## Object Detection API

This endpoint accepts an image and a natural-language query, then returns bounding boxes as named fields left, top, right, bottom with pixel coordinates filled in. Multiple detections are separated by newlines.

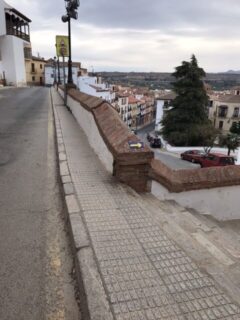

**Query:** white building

left=155, top=92, right=176, bottom=131
left=0, top=0, right=31, bottom=86
left=77, top=75, right=115, bottom=102
left=44, top=61, right=80, bottom=86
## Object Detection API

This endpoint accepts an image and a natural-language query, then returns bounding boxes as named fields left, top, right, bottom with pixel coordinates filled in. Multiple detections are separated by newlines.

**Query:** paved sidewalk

left=52, top=90, right=240, bottom=320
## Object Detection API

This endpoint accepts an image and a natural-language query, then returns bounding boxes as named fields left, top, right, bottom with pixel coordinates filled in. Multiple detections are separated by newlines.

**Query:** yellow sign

left=56, top=35, right=69, bottom=57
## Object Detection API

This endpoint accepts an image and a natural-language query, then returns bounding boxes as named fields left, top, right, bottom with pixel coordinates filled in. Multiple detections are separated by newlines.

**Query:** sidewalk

left=51, top=88, right=240, bottom=320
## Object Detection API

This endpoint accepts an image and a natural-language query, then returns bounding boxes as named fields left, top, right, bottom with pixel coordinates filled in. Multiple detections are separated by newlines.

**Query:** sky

left=6, top=0, right=240, bottom=73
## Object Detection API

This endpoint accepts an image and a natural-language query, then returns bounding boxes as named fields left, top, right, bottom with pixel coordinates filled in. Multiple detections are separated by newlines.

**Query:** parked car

left=150, top=137, right=162, bottom=148
left=198, top=153, right=235, bottom=168
left=181, top=150, right=206, bottom=163
left=146, top=132, right=162, bottom=148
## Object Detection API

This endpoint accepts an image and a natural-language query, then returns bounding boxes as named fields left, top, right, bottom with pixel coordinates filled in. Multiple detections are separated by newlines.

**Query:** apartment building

left=113, top=89, right=156, bottom=130
left=0, top=0, right=31, bottom=86
left=209, top=93, right=240, bottom=133
left=25, top=56, right=46, bottom=86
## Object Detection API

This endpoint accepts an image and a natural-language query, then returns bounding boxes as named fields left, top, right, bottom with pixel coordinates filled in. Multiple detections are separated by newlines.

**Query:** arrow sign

left=128, top=141, right=144, bottom=149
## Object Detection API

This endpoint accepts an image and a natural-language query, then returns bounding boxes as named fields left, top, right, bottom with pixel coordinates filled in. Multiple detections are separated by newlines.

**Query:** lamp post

left=53, top=56, right=57, bottom=85
left=62, top=0, right=79, bottom=86
left=57, top=57, right=61, bottom=85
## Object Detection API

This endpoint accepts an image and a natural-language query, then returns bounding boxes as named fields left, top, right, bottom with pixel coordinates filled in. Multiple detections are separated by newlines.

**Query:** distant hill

left=98, top=71, right=240, bottom=91
left=224, top=70, right=240, bottom=74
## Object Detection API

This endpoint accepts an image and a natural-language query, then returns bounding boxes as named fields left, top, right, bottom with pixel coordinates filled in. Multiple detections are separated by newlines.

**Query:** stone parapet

left=150, top=158, right=240, bottom=192
left=61, top=87, right=154, bottom=192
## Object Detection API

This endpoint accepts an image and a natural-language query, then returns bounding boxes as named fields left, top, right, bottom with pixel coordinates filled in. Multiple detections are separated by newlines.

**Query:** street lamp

left=61, top=0, right=79, bottom=86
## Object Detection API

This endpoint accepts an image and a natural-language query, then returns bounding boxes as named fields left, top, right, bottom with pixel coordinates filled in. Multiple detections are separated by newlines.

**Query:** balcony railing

left=6, top=27, right=30, bottom=42
left=218, top=111, right=228, bottom=118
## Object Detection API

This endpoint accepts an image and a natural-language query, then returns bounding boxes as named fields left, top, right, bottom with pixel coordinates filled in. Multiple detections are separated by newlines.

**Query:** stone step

left=139, top=193, right=240, bottom=305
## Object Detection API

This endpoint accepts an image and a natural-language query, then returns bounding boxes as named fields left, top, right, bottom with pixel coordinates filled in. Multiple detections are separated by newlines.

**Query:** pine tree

left=161, top=55, right=213, bottom=146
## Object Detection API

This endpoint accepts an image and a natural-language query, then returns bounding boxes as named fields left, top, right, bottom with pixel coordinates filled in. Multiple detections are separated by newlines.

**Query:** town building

left=155, top=91, right=176, bottom=131
left=25, top=55, right=46, bottom=86
left=113, top=93, right=129, bottom=124
left=44, top=60, right=81, bottom=86
left=113, top=89, right=156, bottom=130
left=0, top=0, right=31, bottom=86
left=77, top=75, right=115, bottom=102
left=208, top=93, right=240, bottom=133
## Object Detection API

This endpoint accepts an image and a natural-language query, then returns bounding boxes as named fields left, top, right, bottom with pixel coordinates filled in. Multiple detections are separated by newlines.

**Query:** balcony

left=5, top=10, right=31, bottom=43
left=218, top=112, right=228, bottom=118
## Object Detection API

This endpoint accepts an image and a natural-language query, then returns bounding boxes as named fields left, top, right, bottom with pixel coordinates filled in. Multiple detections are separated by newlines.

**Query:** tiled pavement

left=54, top=99, right=240, bottom=319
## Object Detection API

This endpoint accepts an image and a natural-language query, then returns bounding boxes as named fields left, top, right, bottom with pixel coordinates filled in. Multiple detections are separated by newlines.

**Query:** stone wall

left=60, top=87, right=154, bottom=192
left=150, top=160, right=240, bottom=220
left=58, top=87, right=240, bottom=218
left=150, top=159, right=240, bottom=193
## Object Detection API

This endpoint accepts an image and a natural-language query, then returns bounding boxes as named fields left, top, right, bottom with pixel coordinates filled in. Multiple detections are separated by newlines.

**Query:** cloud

left=5, top=0, right=240, bottom=72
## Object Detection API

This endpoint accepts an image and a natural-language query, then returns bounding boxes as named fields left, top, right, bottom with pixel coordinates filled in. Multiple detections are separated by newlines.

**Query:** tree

left=219, top=133, right=240, bottom=156
left=230, top=121, right=240, bottom=135
left=161, top=55, right=214, bottom=146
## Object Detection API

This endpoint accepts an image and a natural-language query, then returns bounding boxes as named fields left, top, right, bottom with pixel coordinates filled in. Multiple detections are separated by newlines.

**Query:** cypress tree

left=161, top=55, right=212, bottom=146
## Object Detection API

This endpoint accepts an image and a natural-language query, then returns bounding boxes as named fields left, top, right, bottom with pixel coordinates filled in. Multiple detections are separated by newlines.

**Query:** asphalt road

left=137, top=125, right=200, bottom=170
left=0, top=88, right=81, bottom=320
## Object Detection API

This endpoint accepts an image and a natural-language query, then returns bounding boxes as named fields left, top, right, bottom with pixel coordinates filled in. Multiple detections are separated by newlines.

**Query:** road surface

left=137, top=126, right=200, bottom=170
left=0, top=87, right=81, bottom=320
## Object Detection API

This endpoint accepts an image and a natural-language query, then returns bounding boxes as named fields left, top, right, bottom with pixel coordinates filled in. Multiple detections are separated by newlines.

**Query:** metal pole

left=53, top=59, right=57, bottom=85
left=57, top=58, right=61, bottom=84
left=63, top=56, right=67, bottom=106
left=67, top=17, right=73, bottom=84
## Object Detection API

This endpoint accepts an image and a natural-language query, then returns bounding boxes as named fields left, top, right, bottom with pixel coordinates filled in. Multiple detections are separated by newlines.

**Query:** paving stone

left=55, top=100, right=240, bottom=320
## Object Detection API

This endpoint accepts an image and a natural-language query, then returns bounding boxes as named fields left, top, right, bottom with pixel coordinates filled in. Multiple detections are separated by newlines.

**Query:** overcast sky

left=6, top=0, right=240, bottom=72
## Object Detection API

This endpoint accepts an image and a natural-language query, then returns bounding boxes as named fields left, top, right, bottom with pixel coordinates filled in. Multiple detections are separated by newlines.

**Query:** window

left=207, top=155, right=216, bottom=161
left=31, top=63, right=35, bottom=73
left=24, top=47, right=32, bottom=59
left=219, top=120, right=224, bottom=129
left=220, top=157, right=234, bottom=165
left=40, top=64, right=42, bottom=69
left=32, top=76, right=35, bottom=81
left=218, top=105, right=228, bottom=117
left=233, top=107, right=239, bottom=118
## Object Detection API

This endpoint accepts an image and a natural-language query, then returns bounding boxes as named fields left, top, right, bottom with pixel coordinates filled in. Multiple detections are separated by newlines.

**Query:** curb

left=50, top=88, right=114, bottom=320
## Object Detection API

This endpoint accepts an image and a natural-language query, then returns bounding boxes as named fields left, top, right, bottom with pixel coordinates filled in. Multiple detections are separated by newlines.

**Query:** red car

left=198, top=153, right=235, bottom=168
left=180, top=150, right=206, bottom=163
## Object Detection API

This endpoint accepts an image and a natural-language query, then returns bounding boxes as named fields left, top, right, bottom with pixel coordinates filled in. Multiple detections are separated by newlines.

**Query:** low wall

left=58, top=87, right=154, bottom=192
left=150, top=159, right=240, bottom=220
left=151, top=181, right=240, bottom=220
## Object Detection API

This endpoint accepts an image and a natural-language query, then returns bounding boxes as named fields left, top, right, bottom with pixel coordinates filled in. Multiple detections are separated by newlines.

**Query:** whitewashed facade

left=0, top=0, right=31, bottom=86
left=155, top=92, right=176, bottom=131
left=77, top=76, right=115, bottom=102
left=44, top=62, right=80, bottom=86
